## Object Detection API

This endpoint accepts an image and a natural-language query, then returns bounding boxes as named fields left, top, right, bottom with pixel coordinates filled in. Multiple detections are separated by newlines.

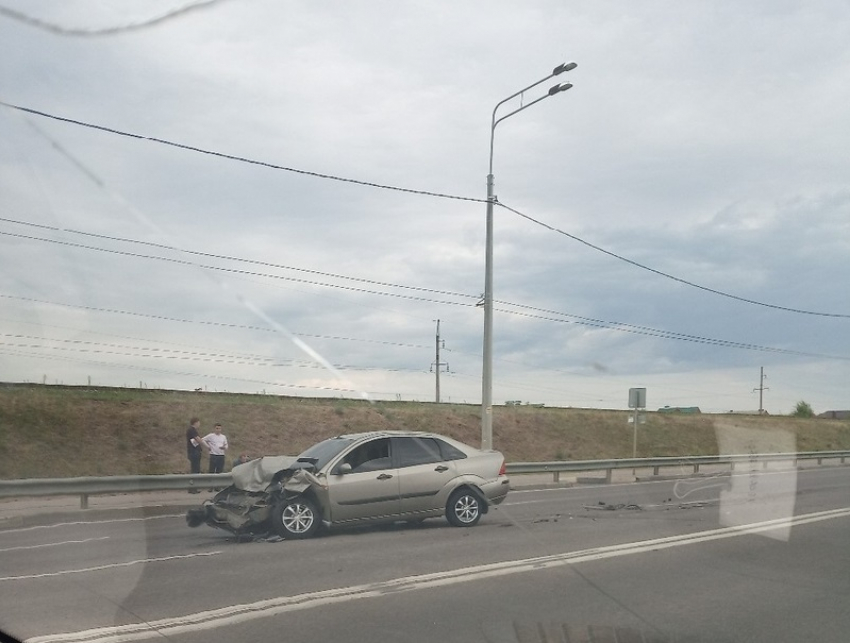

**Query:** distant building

left=817, top=410, right=850, bottom=420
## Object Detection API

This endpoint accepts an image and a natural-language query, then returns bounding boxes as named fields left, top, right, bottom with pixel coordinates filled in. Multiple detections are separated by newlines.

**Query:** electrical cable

left=4, top=101, right=845, bottom=318
left=0, top=296, right=435, bottom=353
left=0, top=348, right=364, bottom=395
left=0, top=0, right=228, bottom=37
left=12, top=218, right=835, bottom=360
left=3, top=287, right=846, bottom=361
left=5, top=219, right=847, bottom=357
left=0, top=216, right=475, bottom=301
left=497, top=200, right=850, bottom=319
left=0, top=334, right=428, bottom=373
left=0, top=229, right=476, bottom=309
left=493, top=300, right=840, bottom=356
left=492, top=304, right=849, bottom=361
left=0, top=102, right=484, bottom=203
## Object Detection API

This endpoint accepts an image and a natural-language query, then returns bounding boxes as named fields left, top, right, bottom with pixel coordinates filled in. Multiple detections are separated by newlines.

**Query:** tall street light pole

left=481, top=62, right=577, bottom=451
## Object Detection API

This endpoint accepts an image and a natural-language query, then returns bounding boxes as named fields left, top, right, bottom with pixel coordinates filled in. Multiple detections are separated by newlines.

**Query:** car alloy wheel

left=447, top=489, right=481, bottom=527
left=273, top=497, right=321, bottom=539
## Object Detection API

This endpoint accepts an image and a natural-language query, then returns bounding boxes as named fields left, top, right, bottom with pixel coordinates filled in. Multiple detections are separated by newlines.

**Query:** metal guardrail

left=505, top=450, right=850, bottom=483
left=0, top=451, right=847, bottom=509
left=0, top=473, right=232, bottom=509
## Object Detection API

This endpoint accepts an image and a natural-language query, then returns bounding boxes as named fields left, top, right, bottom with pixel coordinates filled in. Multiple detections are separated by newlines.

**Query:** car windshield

left=296, top=437, right=358, bottom=471
left=2, top=3, right=849, bottom=643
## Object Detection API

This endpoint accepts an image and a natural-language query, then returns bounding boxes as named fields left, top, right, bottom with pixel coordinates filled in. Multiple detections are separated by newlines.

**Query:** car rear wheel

left=272, top=497, right=321, bottom=539
left=446, top=488, right=481, bottom=527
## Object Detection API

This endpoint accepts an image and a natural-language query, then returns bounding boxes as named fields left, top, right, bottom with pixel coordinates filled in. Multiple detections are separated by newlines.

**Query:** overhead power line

left=0, top=216, right=474, bottom=302
left=0, top=333, right=428, bottom=374
left=493, top=303, right=849, bottom=361
left=0, top=229, right=477, bottom=309
left=0, top=348, right=364, bottom=396
left=497, top=201, right=850, bottom=319
left=1, top=313, right=431, bottom=355
left=0, top=0, right=228, bottom=37
left=0, top=102, right=483, bottom=203
left=4, top=283, right=847, bottom=361
left=3, top=102, right=847, bottom=318
left=3, top=219, right=847, bottom=360
left=0, top=294, right=432, bottom=349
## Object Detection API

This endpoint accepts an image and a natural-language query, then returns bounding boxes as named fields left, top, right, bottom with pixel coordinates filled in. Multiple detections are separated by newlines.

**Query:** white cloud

left=1, top=0, right=849, bottom=415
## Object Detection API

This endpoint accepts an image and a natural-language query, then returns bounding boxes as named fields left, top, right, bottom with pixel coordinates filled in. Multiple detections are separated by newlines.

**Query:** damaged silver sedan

left=186, top=430, right=510, bottom=539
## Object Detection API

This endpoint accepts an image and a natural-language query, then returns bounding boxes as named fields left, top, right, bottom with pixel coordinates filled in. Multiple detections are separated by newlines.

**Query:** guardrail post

left=553, top=471, right=560, bottom=483
left=605, top=468, right=613, bottom=484
left=80, top=494, right=88, bottom=510
left=694, top=463, right=700, bottom=473
left=653, top=465, right=660, bottom=475
left=817, top=457, right=823, bottom=465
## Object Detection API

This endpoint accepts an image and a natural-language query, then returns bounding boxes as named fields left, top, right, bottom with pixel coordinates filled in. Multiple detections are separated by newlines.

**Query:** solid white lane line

left=0, top=514, right=184, bottom=535
left=508, top=464, right=846, bottom=497
left=0, top=536, right=110, bottom=553
left=0, top=551, right=221, bottom=582
left=26, top=506, right=850, bottom=643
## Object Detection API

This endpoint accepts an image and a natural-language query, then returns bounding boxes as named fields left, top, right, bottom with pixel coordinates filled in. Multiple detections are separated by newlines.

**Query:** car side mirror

left=336, top=462, right=353, bottom=475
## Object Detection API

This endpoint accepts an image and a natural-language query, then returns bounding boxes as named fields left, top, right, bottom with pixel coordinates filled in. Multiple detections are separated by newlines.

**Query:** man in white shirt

left=202, top=423, right=229, bottom=475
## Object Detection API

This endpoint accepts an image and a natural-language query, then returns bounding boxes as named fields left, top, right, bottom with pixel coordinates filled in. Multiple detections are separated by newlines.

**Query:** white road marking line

left=0, top=536, right=110, bottom=553
left=0, top=513, right=183, bottom=534
left=506, top=466, right=837, bottom=503
left=26, top=506, right=850, bottom=643
left=0, top=551, right=220, bottom=582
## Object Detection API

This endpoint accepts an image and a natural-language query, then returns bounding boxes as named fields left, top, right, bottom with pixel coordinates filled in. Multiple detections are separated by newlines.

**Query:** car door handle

left=377, top=473, right=393, bottom=480
left=434, top=465, right=449, bottom=472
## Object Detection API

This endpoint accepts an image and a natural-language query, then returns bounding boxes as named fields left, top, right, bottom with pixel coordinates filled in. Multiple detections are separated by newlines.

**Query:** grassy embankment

left=1, top=384, right=848, bottom=479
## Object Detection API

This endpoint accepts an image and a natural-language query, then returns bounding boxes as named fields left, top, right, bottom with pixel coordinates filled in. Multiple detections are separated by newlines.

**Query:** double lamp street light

left=481, top=61, right=577, bottom=451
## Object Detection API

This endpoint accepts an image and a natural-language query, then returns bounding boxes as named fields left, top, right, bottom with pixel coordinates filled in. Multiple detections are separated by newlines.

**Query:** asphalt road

left=1, top=466, right=849, bottom=643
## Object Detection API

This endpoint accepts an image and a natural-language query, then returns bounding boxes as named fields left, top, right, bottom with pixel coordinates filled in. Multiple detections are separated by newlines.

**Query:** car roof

left=332, top=430, right=449, bottom=441
left=318, top=430, right=486, bottom=456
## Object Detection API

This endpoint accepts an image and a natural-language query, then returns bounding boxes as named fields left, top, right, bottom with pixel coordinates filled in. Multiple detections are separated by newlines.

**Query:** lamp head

left=548, top=82, right=573, bottom=95
left=553, top=62, right=578, bottom=75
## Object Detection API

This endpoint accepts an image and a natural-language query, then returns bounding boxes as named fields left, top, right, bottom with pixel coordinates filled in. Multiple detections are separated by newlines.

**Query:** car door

left=393, top=436, right=457, bottom=517
left=324, top=437, right=400, bottom=524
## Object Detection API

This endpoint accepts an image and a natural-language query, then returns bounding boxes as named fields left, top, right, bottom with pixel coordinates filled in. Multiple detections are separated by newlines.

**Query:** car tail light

left=498, top=459, right=507, bottom=476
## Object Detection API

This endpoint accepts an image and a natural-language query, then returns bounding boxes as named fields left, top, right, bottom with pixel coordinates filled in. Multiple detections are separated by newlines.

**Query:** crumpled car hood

left=231, top=455, right=297, bottom=492
left=281, top=468, right=324, bottom=495
left=187, top=457, right=326, bottom=536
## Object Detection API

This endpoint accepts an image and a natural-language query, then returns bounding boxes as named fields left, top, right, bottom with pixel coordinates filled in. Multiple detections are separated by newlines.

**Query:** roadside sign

left=628, top=387, right=646, bottom=409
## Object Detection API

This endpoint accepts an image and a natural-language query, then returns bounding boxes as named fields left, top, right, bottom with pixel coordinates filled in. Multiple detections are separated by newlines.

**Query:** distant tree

left=792, top=400, right=814, bottom=418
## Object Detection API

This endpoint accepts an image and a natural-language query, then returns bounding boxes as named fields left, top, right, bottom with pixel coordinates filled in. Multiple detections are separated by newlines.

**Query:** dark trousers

left=209, top=454, right=225, bottom=474
left=188, top=451, right=201, bottom=474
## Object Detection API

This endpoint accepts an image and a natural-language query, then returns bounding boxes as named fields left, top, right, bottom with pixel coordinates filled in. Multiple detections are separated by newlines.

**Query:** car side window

left=434, top=438, right=467, bottom=461
left=343, top=438, right=392, bottom=473
left=393, top=437, right=443, bottom=468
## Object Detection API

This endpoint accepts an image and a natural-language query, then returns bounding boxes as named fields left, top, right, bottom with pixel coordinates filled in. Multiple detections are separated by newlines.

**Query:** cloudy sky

left=1, top=0, right=849, bottom=415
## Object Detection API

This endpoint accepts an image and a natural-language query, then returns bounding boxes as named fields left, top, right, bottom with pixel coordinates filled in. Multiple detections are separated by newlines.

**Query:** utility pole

left=431, top=320, right=449, bottom=403
left=753, top=367, right=769, bottom=414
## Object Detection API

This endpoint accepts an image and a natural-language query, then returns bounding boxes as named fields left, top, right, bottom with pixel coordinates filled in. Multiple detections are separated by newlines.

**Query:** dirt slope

left=1, top=384, right=848, bottom=479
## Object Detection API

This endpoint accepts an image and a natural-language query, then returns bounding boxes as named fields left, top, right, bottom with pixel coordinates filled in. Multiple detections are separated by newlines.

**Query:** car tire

left=272, top=497, right=321, bottom=539
left=446, top=488, right=481, bottom=527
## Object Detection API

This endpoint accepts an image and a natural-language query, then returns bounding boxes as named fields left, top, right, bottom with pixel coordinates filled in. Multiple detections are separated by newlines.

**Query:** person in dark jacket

left=185, top=417, right=202, bottom=493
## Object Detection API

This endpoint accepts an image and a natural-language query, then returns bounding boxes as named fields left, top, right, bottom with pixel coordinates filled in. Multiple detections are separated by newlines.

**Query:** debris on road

left=532, top=513, right=562, bottom=524
left=584, top=501, right=643, bottom=511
